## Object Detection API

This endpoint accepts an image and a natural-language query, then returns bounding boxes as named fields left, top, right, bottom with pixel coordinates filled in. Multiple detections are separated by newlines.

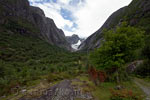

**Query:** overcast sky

left=29, top=0, right=132, bottom=38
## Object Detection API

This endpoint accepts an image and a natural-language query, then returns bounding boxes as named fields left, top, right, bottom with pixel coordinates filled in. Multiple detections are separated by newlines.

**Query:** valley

left=0, top=0, right=150, bottom=100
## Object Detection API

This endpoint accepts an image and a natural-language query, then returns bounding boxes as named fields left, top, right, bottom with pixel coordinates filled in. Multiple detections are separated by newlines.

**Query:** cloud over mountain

left=29, top=0, right=132, bottom=37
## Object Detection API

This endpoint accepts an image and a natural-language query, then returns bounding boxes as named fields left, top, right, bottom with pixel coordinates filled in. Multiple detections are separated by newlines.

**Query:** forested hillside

left=0, top=0, right=150, bottom=100
left=0, top=27, right=85, bottom=96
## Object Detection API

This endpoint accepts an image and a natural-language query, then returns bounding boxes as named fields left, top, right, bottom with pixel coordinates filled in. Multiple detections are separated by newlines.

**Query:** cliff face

left=66, top=34, right=85, bottom=51
left=79, top=0, right=150, bottom=51
left=0, top=0, right=72, bottom=50
left=78, top=7, right=127, bottom=51
left=66, top=34, right=85, bottom=45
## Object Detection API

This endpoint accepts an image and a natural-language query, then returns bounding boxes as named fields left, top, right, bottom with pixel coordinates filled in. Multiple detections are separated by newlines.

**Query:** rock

left=21, top=89, right=27, bottom=94
left=79, top=0, right=150, bottom=51
left=126, top=60, right=143, bottom=73
left=0, top=0, right=72, bottom=50
left=78, top=6, right=127, bottom=51
left=66, top=34, right=85, bottom=45
left=66, top=34, right=85, bottom=51
left=66, top=34, right=80, bottom=44
left=1, top=95, right=6, bottom=98
left=114, top=85, right=124, bottom=90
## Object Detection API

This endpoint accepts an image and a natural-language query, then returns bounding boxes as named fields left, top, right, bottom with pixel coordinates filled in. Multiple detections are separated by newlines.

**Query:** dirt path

left=20, top=79, right=93, bottom=100
left=134, top=78, right=150, bottom=100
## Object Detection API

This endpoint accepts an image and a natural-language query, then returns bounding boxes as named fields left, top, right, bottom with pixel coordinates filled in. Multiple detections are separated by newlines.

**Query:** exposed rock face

left=30, top=7, right=71, bottom=50
left=126, top=60, right=143, bottom=73
left=79, top=0, right=150, bottom=51
left=66, top=34, right=85, bottom=51
left=78, top=7, right=127, bottom=51
left=66, top=34, right=84, bottom=45
left=0, top=0, right=71, bottom=50
left=66, top=34, right=80, bottom=44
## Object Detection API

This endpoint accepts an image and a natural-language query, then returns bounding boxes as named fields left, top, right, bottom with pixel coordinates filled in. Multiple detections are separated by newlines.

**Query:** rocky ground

left=19, top=79, right=93, bottom=100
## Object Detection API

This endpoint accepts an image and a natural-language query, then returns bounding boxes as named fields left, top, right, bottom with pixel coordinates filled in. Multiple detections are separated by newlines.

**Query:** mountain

left=0, top=0, right=72, bottom=50
left=66, top=34, right=85, bottom=50
left=66, top=34, right=80, bottom=44
left=0, top=0, right=84, bottom=96
left=79, top=0, right=150, bottom=51
left=66, top=34, right=85, bottom=45
left=78, top=7, right=127, bottom=51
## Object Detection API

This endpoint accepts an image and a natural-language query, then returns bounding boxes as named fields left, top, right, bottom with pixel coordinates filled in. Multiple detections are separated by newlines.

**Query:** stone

left=0, top=0, right=72, bottom=50
left=21, top=89, right=27, bottom=94
left=79, top=0, right=150, bottom=51
left=114, top=85, right=124, bottom=90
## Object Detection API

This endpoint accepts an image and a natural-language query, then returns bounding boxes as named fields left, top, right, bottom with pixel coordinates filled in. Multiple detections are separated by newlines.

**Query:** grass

left=120, top=79, right=145, bottom=100
left=2, top=74, right=145, bottom=100
left=73, top=75, right=144, bottom=100
left=134, top=77, right=150, bottom=87
left=3, top=72, right=73, bottom=100
left=71, top=81, right=84, bottom=87
left=73, top=75, right=114, bottom=100
left=92, top=82, right=115, bottom=100
left=144, top=77, right=150, bottom=83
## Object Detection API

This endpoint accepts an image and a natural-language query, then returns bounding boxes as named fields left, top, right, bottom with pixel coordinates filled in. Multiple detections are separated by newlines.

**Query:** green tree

left=90, top=23, right=144, bottom=82
left=142, top=35, right=150, bottom=59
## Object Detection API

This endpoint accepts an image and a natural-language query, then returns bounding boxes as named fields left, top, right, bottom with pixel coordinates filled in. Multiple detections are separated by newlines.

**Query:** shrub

left=89, top=23, right=144, bottom=82
left=110, top=89, right=143, bottom=100
left=88, top=67, right=107, bottom=85
left=0, top=30, right=85, bottom=96
left=46, top=73, right=61, bottom=83
left=134, top=60, right=150, bottom=77
left=142, top=35, right=150, bottom=59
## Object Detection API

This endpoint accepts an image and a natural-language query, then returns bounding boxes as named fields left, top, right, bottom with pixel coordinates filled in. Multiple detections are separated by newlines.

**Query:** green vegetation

left=89, top=23, right=144, bottom=82
left=134, top=60, right=150, bottom=77
left=5, top=73, right=71, bottom=100
left=142, top=36, right=150, bottom=59
left=134, top=35, right=150, bottom=78
left=0, top=2, right=87, bottom=96
left=1, top=0, right=150, bottom=99
left=74, top=75, right=144, bottom=100
left=88, top=23, right=147, bottom=99
left=0, top=29, right=85, bottom=96
left=3, top=17, right=40, bottom=34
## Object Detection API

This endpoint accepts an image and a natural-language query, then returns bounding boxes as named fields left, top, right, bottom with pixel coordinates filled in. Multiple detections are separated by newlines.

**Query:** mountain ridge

left=0, top=0, right=72, bottom=50
left=66, top=34, right=85, bottom=45
left=79, top=0, right=150, bottom=51
left=66, top=34, right=85, bottom=50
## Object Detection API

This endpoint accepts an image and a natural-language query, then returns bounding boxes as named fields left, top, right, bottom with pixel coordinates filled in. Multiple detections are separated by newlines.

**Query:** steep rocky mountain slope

left=66, top=34, right=84, bottom=45
left=79, top=0, right=150, bottom=51
left=0, top=0, right=85, bottom=96
left=0, top=0, right=71, bottom=50
left=66, top=34, right=85, bottom=50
